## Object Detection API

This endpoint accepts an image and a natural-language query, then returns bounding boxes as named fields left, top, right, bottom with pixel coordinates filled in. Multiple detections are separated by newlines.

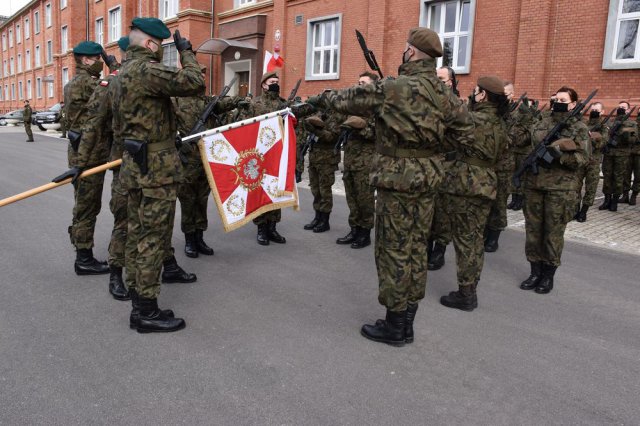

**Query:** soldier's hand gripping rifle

left=334, top=129, right=352, bottom=155
left=605, top=105, right=637, bottom=152
left=512, top=89, right=598, bottom=189
left=356, top=30, right=383, bottom=79
left=510, top=92, right=528, bottom=113
left=601, top=107, right=618, bottom=127
left=287, top=79, right=302, bottom=103
left=589, top=108, right=616, bottom=132
left=175, top=75, right=238, bottom=163
left=301, top=133, right=319, bottom=158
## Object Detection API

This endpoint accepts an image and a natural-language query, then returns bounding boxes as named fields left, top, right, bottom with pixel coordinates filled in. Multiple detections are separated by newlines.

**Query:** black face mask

left=401, top=48, right=410, bottom=65
left=617, top=107, right=627, bottom=116
left=552, top=102, right=569, bottom=113
left=589, top=110, right=601, bottom=119
left=267, top=83, right=280, bottom=94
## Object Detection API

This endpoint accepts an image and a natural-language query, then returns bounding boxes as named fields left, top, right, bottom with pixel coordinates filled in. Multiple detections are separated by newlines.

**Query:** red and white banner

left=196, top=110, right=298, bottom=232
left=263, top=50, right=285, bottom=74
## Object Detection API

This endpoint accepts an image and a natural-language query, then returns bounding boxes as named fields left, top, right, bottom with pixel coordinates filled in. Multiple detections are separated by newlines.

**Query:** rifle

left=605, top=106, right=637, bottom=150
left=334, top=129, right=352, bottom=155
left=510, top=92, right=528, bottom=113
left=539, top=103, right=548, bottom=111
left=355, top=30, right=383, bottom=79
left=601, top=108, right=617, bottom=126
left=589, top=108, right=615, bottom=132
left=287, top=79, right=302, bottom=103
left=301, top=133, right=319, bottom=158
left=512, top=89, right=598, bottom=189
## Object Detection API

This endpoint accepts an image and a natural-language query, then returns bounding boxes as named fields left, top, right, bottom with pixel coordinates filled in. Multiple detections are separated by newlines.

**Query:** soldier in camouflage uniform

left=507, top=83, right=533, bottom=211
left=23, top=100, right=34, bottom=142
left=519, top=87, right=589, bottom=295
left=295, top=114, right=308, bottom=183
left=111, top=18, right=205, bottom=333
left=599, top=101, right=638, bottom=211
left=52, top=41, right=109, bottom=276
left=314, top=28, right=474, bottom=346
left=59, top=101, right=67, bottom=138
left=336, top=72, right=377, bottom=248
left=622, top=112, right=640, bottom=205
left=575, top=103, right=608, bottom=221
left=440, top=76, right=508, bottom=311
left=302, top=109, right=344, bottom=233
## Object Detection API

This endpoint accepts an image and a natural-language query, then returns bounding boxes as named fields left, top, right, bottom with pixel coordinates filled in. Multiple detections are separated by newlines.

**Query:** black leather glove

left=237, top=100, right=251, bottom=109
left=101, top=50, right=118, bottom=69
left=173, top=30, right=192, bottom=53
left=52, top=167, right=83, bottom=184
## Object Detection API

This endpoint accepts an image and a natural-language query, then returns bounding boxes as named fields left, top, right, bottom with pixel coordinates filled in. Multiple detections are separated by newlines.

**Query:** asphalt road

left=1, top=127, right=639, bottom=425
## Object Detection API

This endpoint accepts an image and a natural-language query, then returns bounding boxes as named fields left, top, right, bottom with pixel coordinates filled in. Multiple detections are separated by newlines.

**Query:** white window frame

left=604, top=0, right=640, bottom=69
left=35, top=45, right=41, bottom=67
left=10, top=57, right=14, bottom=75
left=36, top=77, right=42, bottom=98
left=95, top=18, right=104, bottom=46
left=24, top=18, right=30, bottom=39
left=46, top=40, right=53, bottom=64
left=9, top=29, right=13, bottom=47
left=18, top=81, right=23, bottom=99
left=61, top=26, right=68, bottom=52
left=27, top=79, right=32, bottom=99
left=34, top=11, right=40, bottom=34
left=61, top=0, right=68, bottom=9
left=26, top=49, right=31, bottom=70
left=161, top=42, right=178, bottom=67
left=17, top=53, right=22, bottom=72
left=3, top=60, right=7, bottom=75
left=108, top=7, right=122, bottom=42
left=45, top=4, right=52, bottom=28
left=11, top=83, right=15, bottom=100
left=305, top=14, right=342, bottom=81
left=62, top=67, right=69, bottom=86
left=420, top=0, right=476, bottom=74
left=234, top=0, right=256, bottom=8
left=159, top=0, right=179, bottom=20
left=4, top=85, right=8, bottom=101
left=16, top=24, right=21, bottom=44
left=1, top=33, right=5, bottom=51
left=47, top=75, right=54, bottom=98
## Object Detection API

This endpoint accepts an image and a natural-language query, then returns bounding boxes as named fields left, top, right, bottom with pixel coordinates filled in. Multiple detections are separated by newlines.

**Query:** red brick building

left=1, top=0, right=639, bottom=114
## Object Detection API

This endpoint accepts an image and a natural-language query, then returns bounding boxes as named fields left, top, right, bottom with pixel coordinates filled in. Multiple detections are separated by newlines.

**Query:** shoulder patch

left=100, top=80, right=110, bottom=87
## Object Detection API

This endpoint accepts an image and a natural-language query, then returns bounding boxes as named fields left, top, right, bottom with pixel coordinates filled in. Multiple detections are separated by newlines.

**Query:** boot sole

left=111, top=293, right=131, bottom=301
left=185, top=252, right=199, bottom=258
left=136, top=322, right=186, bottom=334
left=439, top=299, right=477, bottom=311
left=360, top=329, right=405, bottom=347
left=162, top=278, right=197, bottom=284
left=75, top=268, right=110, bottom=276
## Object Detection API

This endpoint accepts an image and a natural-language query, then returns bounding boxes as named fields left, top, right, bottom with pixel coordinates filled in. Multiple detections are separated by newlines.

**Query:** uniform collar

left=398, top=58, right=438, bottom=77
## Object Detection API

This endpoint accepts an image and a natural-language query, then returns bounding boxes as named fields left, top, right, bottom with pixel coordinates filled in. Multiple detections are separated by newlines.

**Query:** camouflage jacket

left=606, top=118, right=638, bottom=157
left=343, top=116, right=376, bottom=171
left=441, top=102, right=508, bottom=199
left=239, top=89, right=314, bottom=121
left=584, top=117, right=609, bottom=164
left=112, top=46, right=205, bottom=189
left=23, top=105, right=32, bottom=122
left=510, top=104, right=538, bottom=156
left=64, top=64, right=99, bottom=167
left=324, top=58, right=474, bottom=193
left=305, top=110, right=345, bottom=165
left=523, top=113, right=589, bottom=191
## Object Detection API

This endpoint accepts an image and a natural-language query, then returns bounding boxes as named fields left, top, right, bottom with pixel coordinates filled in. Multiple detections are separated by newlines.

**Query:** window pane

left=457, top=36, right=468, bottom=67
left=616, top=19, right=639, bottom=59
left=622, top=0, right=640, bottom=14
left=429, top=5, right=441, bottom=32
left=442, top=37, right=454, bottom=67
left=313, top=24, right=321, bottom=47
left=460, top=1, right=470, bottom=32
left=444, top=2, right=457, bottom=32
left=323, top=50, right=331, bottom=73
left=332, top=49, right=338, bottom=73
left=313, top=51, right=321, bottom=74
left=324, top=22, right=333, bottom=46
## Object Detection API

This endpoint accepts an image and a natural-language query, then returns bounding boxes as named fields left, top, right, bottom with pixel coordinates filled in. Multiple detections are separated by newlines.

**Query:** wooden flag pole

left=0, top=159, right=122, bottom=208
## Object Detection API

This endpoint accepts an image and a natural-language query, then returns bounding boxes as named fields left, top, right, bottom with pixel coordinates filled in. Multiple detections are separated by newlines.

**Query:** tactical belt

left=147, top=140, right=176, bottom=153
left=460, top=155, right=494, bottom=168
left=376, top=146, right=437, bottom=158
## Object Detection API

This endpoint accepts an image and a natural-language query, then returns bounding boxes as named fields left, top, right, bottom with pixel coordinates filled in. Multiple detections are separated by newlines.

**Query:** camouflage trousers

left=444, top=195, right=492, bottom=287
left=512, top=153, right=527, bottom=195
left=125, top=185, right=177, bottom=298
left=178, top=170, right=210, bottom=234
left=309, top=162, right=337, bottom=213
left=430, top=192, right=451, bottom=246
left=253, top=209, right=281, bottom=225
left=623, top=153, right=640, bottom=193
left=375, top=189, right=435, bottom=312
left=70, top=171, right=105, bottom=249
left=602, top=154, right=629, bottom=195
left=24, top=122, right=33, bottom=140
left=523, top=188, right=576, bottom=267
left=486, top=171, right=511, bottom=231
left=108, top=169, right=127, bottom=268
left=296, top=143, right=305, bottom=175
left=343, top=169, right=375, bottom=229
left=577, top=161, right=601, bottom=207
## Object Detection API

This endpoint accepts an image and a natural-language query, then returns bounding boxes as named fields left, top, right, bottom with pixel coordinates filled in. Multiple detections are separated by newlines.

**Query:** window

left=36, top=77, right=42, bottom=98
left=604, top=0, right=640, bottom=69
left=1, top=33, right=5, bottom=50
left=27, top=79, right=32, bottom=99
left=25, top=18, right=30, bottom=39
left=35, top=45, right=41, bottom=67
left=61, top=26, right=68, bottom=52
left=47, top=75, right=54, bottom=97
left=162, top=42, right=178, bottom=67
left=9, top=29, right=13, bottom=47
left=95, top=18, right=104, bottom=45
left=160, top=0, right=179, bottom=19
left=16, top=24, right=21, bottom=43
left=10, top=57, right=14, bottom=75
left=47, top=40, right=53, bottom=63
left=306, top=15, right=341, bottom=80
left=11, top=83, right=15, bottom=100
left=4, top=86, right=8, bottom=101
left=61, top=0, right=67, bottom=8
left=45, top=4, right=52, bottom=27
left=109, top=7, right=121, bottom=42
left=26, top=50, right=31, bottom=70
left=19, top=81, right=23, bottom=99
left=421, top=0, right=475, bottom=73
left=34, top=11, right=40, bottom=34
left=3, top=60, right=7, bottom=75
left=62, top=68, right=69, bottom=85
left=234, top=0, right=256, bottom=7
left=17, top=54, right=22, bottom=72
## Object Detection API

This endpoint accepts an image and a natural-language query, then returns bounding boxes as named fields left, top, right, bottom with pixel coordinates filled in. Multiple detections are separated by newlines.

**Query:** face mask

left=401, top=48, right=410, bottom=64
left=552, top=102, right=569, bottom=113
left=469, top=91, right=478, bottom=106
left=617, top=107, right=626, bottom=116
left=589, top=110, right=601, bottom=119
left=87, top=60, right=104, bottom=77
left=267, top=83, right=280, bottom=94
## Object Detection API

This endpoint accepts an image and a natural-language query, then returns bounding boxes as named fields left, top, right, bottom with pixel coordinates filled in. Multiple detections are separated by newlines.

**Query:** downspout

left=209, top=0, right=215, bottom=95
left=86, top=0, right=89, bottom=40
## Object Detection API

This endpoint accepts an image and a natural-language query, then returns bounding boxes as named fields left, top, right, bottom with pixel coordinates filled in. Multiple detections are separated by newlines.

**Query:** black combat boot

left=598, top=194, right=611, bottom=210
left=336, top=227, right=357, bottom=245
left=427, top=239, right=434, bottom=260
left=295, top=170, right=302, bottom=183
left=108, top=266, right=130, bottom=301
left=507, top=194, right=516, bottom=210
left=404, top=303, right=418, bottom=344
left=257, top=224, right=270, bottom=245
left=511, top=194, right=524, bottom=211
left=74, top=248, right=110, bottom=275
left=361, top=309, right=406, bottom=347
left=534, top=263, right=557, bottom=294
left=268, top=222, right=286, bottom=244
left=161, top=256, right=197, bottom=283
left=609, top=194, right=620, bottom=212
left=135, top=297, right=185, bottom=334
left=484, top=229, right=501, bottom=253
left=620, top=192, right=630, bottom=204
left=351, top=227, right=371, bottom=249
left=304, top=211, right=320, bottom=230
left=129, top=289, right=174, bottom=329
left=313, top=212, right=330, bottom=233
left=630, top=191, right=638, bottom=206
left=440, top=285, right=477, bottom=311
left=428, top=243, right=446, bottom=270
left=576, top=205, right=589, bottom=222
left=520, top=261, right=543, bottom=290
left=184, top=232, right=198, bottom=258
left=195, top=230, right=214, bottom=255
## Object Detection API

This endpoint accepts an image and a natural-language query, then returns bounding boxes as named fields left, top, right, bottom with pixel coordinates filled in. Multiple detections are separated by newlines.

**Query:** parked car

left=0, top=109, right=25, bottom=126
left=34, top=103, right=62, bottom=131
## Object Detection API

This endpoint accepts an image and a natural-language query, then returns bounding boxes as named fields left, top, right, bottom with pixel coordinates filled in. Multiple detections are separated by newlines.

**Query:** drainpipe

left=209, top=0, right=215, bottom=95
left=86, top=0, right=89, bottom=40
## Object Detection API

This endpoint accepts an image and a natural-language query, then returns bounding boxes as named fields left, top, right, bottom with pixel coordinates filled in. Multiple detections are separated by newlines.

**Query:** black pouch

left=124, top=139, right=148, bottom=175
left=68, top=130, right=82, bottom=152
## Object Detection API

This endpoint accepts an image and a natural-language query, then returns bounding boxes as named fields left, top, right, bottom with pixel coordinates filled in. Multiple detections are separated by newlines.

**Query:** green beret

left=117, top=36, right=130, bottom=51
left=407, top=27, right=442, bottom=58
left=478, top=76, right=505, bottom=95
left=131, top=17, right=171, bottom=40
left=73, top=41, right=103, bottom=56
left=261, top=71, right=279, bottom=85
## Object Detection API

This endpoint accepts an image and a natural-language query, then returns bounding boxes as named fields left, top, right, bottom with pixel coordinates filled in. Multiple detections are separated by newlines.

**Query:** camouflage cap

left=130, top=17, right=171, bottom=40
left=407, top=27, right=442, bottom=58
left=477, top=76, right=505, bottom=95
left=261, top=71, right=279, bottom=85
left=117, top=36, right=130, bottom=51
left=72, top=41, right=103, bottom=56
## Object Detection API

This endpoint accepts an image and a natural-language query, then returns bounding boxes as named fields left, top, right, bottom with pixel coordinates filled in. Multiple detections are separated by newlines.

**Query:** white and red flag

left=263, top=50, right=285, bottom=74
left=188, top=109, right=298, bottom=232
